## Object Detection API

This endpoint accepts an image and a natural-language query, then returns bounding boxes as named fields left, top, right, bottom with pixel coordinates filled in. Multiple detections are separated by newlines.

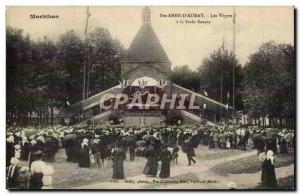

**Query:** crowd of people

left=6, top=124, right=294, bottom=189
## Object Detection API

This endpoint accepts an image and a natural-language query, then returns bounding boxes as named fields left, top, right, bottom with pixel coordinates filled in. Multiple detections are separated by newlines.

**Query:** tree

left=6, top=26, right=125, bottom=126
left=197, top=47, right=243, bottom=110
left=56, top=30, right=84, bottom=103
left=169, top=65, right=199, bottom=91
left=6, top=26, right=34, bottom=125
left=87, top=27, right=124, bottom=96
left=243, top=41, right=295, bottom=127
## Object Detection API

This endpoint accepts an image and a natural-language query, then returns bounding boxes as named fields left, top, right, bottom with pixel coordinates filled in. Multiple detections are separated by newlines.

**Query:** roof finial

left=142, top=7, right=151, bottom=24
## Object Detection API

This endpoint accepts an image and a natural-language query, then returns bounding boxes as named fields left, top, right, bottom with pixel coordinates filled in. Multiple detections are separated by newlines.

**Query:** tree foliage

left=169, top=65, right=199, bottom=91
left=87, top=27, right=124, bottom=96
left=243, top=41, right=295, bottom=126
left=197, top=47, right=243, bottom=109
left=6, top=26, right=124, bottom=126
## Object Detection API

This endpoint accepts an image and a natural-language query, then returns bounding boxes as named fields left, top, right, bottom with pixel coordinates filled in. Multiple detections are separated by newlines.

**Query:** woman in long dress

left=78, top=139, right=90, bottom=168
left=112, top=143, right=126, bottom=179
left=159, top=145, right=172, bottom=178
left=261, top=150, right=277, bottom=188
left=143, top=145, right=158, bottom=177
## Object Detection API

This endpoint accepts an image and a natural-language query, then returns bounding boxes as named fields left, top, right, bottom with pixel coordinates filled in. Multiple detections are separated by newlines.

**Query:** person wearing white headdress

left=261, top=150, right=277, bottom=188
left=30, top=160, right=46, bottom=189
left=78, top=138, right=90, bottom=168
left=7, top=157, right=20, bottom=189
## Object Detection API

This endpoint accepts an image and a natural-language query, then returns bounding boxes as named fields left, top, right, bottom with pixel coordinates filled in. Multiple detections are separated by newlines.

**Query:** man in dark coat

left=253, top=133, right=265, bottom=154
left=127, top=132, right=137, bottom=161
left=279, top=136, right=288, bottom=154
left=265, top=137, right=278, bottom=154
left=63, top=134, right=78, bottom=162
left=159, top=145, right=172, bottom=178
left=168, top=133, right=177, bottom=148
left=112, top=143, right=126, bottom=179
left=143, top=145, right=159, bottom=177
left=190, top=132, right=201, bottom=148
left=182, top=139, right=196, bottom=166
left=44, top=137, right=59, bottom=162
left=20, top=137, right=30, bottom=161
left=98, top=138, right=107, bottom=165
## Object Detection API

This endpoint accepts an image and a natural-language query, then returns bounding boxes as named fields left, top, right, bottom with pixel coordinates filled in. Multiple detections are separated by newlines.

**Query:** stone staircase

left=68, top=83, right=228, bottom=127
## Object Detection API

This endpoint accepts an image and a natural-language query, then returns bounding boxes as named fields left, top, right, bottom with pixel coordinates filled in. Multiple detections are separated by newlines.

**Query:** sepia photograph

left=6, top=6, right=295, bottom=190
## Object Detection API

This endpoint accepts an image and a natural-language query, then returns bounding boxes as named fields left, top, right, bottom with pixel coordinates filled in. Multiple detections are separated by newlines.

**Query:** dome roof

left=123, top=23, right=170, bottom=63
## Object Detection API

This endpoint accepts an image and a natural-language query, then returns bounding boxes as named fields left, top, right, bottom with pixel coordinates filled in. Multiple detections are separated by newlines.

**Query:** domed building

left=67, top=7, right=231, bottom=127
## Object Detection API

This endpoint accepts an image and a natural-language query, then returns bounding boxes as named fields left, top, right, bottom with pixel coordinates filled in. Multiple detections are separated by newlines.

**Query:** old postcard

left=6, top=6, right=295, bottom=190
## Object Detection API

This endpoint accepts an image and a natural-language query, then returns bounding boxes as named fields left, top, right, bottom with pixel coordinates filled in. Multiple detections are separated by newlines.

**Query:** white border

left=0, top=0, right=298, bottom=195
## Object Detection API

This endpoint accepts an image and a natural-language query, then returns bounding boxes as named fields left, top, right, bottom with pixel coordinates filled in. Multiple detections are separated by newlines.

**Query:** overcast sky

left=7, top=6, right=294, bottom=70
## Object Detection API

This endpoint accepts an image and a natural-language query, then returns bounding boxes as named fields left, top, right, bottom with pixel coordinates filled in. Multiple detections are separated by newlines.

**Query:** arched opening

left=124, top=66, right=169, bottom=86
left=131, top=76, right=158, bottom=86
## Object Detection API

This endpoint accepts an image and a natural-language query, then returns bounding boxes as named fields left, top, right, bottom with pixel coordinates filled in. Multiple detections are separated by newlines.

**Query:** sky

left=6, top=6, right=294, bottom=70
